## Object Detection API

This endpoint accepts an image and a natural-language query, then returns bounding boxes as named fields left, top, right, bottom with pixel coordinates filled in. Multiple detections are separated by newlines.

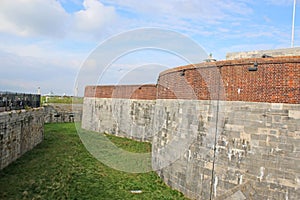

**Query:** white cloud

left=0, top=0, right=118, bottom=39
left=0, top=0, right=118, bottom=95
left=0, top=0, right=69, bottom=37
left=0, top=0, right=256, bottom=41
left=73, top=0, right=117, bottom=35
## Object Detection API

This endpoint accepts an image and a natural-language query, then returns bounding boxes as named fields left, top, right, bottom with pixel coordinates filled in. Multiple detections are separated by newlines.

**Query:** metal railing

left=0, top=92, right=41, bottom=112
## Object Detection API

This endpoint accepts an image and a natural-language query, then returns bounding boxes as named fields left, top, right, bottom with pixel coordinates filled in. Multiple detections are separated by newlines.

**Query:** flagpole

left=291, top=0, right=296, bottom=47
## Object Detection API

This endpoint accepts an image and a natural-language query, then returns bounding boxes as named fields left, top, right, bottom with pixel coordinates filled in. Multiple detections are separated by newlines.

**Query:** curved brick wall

left=157, top=56, right=300, bottom=103
left=84, top=56, right=300, bottom=103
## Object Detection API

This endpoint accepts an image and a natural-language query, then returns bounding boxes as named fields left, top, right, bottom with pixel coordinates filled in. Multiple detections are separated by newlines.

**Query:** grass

left=41, top=96, right=83, bottom=105
left=104, top=133, right=151, bottom=153
left=0, top=123, right=187, bottom=200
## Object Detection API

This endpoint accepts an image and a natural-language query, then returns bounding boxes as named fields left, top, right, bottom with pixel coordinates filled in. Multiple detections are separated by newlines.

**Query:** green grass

left=104, top=133, right=151, bottom=153
left=41, top=96, right=83, bottom=104
left=0, top=123, right=187, bottom=200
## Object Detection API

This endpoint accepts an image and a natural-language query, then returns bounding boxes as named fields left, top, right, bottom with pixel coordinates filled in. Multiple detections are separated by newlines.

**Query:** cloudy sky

left=0, top=0, right=299, bottom=95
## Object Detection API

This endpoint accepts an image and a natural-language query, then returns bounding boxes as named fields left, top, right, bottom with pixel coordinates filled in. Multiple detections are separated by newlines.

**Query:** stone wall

left=82, top=85, right=157, bottom=141
left=0, top=108, right=44, bottom=170
left=226, top=47, right=300, bottom=60
left=82, top=98, right=155, bottom=142
left=44, top=103, right=82, bottom=123
left=82, top=96, right=300, bottom=199
left=152, top=100, right=300, bottom=200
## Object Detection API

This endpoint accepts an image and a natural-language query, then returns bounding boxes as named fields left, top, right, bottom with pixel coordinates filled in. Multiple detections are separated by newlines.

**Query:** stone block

left=289, top=110, right=300, bottom=119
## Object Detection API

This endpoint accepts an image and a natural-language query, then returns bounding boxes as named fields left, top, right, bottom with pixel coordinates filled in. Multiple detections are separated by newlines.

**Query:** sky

left=0, top=0, right=299, bottom=96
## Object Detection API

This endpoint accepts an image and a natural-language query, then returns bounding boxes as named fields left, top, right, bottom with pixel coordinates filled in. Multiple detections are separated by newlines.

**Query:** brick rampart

left=158, top=56, right=300, bottom=103
left=84, top=57, right=300, bottom=104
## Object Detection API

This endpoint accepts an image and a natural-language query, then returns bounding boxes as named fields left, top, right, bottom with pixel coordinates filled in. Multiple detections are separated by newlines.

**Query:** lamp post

left=291, top=0, right=296, bottom=47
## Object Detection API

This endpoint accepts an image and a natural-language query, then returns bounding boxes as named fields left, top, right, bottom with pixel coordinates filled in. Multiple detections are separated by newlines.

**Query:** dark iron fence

left=0, top=92, right=41, bottom=112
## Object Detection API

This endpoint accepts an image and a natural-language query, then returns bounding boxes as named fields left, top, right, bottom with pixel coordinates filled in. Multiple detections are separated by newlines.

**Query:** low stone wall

left=82, top=98, right=155, bottom=142
left=0, top=108, right=44, bottom=170
left=44, top=103, right=82, bottom=123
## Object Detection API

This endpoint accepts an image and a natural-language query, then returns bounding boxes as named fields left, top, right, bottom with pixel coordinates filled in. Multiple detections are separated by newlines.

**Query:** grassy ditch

left=0, top=123, right=187, bottom=200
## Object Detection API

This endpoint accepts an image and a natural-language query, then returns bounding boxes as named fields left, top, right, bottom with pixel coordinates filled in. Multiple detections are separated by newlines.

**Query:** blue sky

left=0, top=0, right=299, bottom=95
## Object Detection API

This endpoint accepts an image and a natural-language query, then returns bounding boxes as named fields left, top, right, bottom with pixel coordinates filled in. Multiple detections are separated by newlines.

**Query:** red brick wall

left=157, top=56, right=300, bottom=103
left=85, top=85, right=115, bottom=98
left=84, top=85, right=157, bottom=100
left=85, top=56, right=300, bottom=104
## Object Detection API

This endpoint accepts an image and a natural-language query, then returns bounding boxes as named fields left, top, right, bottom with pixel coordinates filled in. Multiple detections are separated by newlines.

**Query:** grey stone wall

left=82, top=97, right=155, bottom=142
left=226, top=47, right=300, bottom=60
left=82, top=97, right=300, bottom=199
left=0, top=108, right=44, bottom=170
left=44, top=103, right=82, bottom=123
left=153, top=100, right=300, bottom=200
